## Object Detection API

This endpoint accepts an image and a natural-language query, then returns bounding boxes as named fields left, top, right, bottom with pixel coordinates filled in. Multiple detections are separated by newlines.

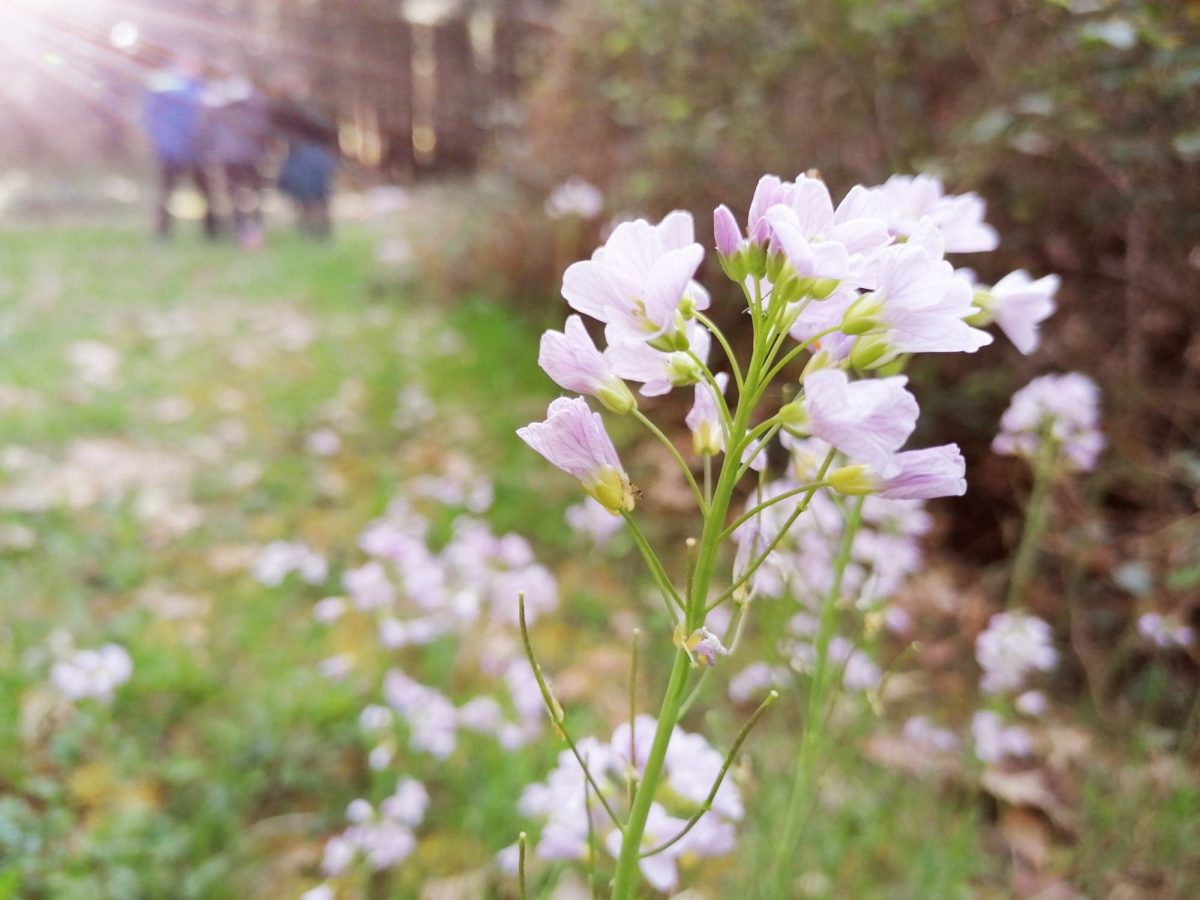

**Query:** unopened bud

left=778, top=397, right=810, bottom=435
left=800, top=349, right=835, bottom=380
left=841, top=294, right=884, bottom=335
left=595, top=380, right=637, bottom=415
left=849, top=334, right=895, bottom=370
left=666, top=351, right=703, bottom=386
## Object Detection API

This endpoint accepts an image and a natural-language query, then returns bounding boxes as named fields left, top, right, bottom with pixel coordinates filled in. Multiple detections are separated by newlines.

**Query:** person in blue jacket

left=270, top=72, right=339, bottom=239
left=141, top=50, right=216, bottom=238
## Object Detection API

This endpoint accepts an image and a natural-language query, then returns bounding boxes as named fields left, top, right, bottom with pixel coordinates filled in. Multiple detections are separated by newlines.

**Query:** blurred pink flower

left=990, top=270, right=1059, bottom=355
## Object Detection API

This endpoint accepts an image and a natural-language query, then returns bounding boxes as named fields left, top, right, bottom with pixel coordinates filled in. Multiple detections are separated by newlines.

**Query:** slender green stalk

left=640, top=690, right=778, bottom=857
left=517, top=832, right=528, bottom=900
left=621, top=512, right=685, bottom=618
left=771, top=497, right=864, bottom=898
left=518, top=595, right=625, bottom=831
left=633, top=409, right=708, bottom=513
left=1006, top=431, right=1059, bottom=609
left=693, top=310, right=745, bottom=391
left=719, top=480, right=831, bottom=541
left=705, top=450, right=836, bottom=613
left=687, top=348, right=735, bottom=436
left=627, top=629, right=640, bottom=806
left=610, top=649, right=691, bottom=895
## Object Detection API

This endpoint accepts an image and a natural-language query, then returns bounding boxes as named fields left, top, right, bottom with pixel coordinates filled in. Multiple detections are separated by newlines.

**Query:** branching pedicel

left=517, top=171, right=1062, bottom=896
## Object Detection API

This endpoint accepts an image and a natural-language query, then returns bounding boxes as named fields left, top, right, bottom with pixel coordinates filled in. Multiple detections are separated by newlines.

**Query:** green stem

left=693, top=311, right=744, bottom=391
left=517, top=832, right=528, bottom=900
left=1006, top=433, right=1059, bottom=609
left=518, top=595, right=625, bottom=832
left=639, top=690, right=778, bottom=857
left=612, top=299, right=770, bottom=897
left=771, top=497, right=864, bottom=898
left=621, top=512, right=685, bottom=618
left=719, top=480, right=831, bottom=542
left=610, top=649, right=691, bottom=896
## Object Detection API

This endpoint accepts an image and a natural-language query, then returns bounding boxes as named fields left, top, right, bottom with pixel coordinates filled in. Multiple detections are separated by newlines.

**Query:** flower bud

left=778, top=397, right=810, bottom=435
left=647, top=327, right=690, bottom=353
left=966, top=288, right=996, bottom=327
left=666, top=351, right=704, bottom=387
left=841, top=293, right=884, bottom=335
left=810, top=278, right=840, bottom=300
left=692, top=420, right=723, bottom=456
left=595, top=380, right=638, bottom=415
left=745, top=242, right=769, bottom=279
left=849, top=334, right=895, bottom=370
left=800, top=349, right=835, bottom=380
left=828, top=464, right=878, bottom=495
left=766, top=250, right=789, bottom=284
left=713, top=204, right=741, bottom=258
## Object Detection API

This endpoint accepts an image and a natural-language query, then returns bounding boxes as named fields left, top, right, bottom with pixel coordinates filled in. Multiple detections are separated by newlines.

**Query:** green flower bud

left=841, top=293, right=885, bottom=335
left=849, top=333, right=895, bottom=370
left=779, top=397, right=810, bottom=435
left=595, top=380, right=638, bottom=415
left=800, top=349, right=835, bottom=380
left=810, top=278, right=840, bottom=300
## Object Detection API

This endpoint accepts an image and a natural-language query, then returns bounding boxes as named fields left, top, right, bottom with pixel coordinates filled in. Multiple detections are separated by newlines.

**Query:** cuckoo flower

left=803, top=369, right=918, bottom=475
left=538, top=314, right=636, bottom=413
left=993, top=372, right=1104, bottom=471
left=987, top=270, right=1060, bottom=355
left=848, top=241, right=992, bottom=365
left=517, top=397, right=635, bottom=513
left=561, top=212, right=705, bottom=344
left=605, top=319, right=711, bottom=396
left=868, top=174, right=999, bottom=253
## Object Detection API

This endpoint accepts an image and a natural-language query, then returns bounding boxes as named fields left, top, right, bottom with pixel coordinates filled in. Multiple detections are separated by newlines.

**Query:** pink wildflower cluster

left=1137, top=612, right=1195, bottom=650
left=251, top=540, right=328, bottom=587
left=50, top=642, right=133, bottom=704
left=306, top=472, right=556, bottom=764
left=975, top=611, right=1058, bottom=695
left=993, top=372, right=1104, bottom=472
left=509, top=716, right=743, bottom=893
left=310, top=777, right=429, bottom=895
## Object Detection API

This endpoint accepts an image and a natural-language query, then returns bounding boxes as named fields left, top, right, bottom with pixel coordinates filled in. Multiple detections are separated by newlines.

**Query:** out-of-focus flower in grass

left=565, top=497, right=626, bottom=545
left=971, top=710, right=1032, bottom=763
left=50, top=643, right=132, bottom=704
left=976, top=611, right=1057, bottom=695
left=253, top=541, right=327, bottom=587
left=545, top=177, right=603, bottom=220
left=305, top=428, right=342, bottom=456
left=1138, top=612, right=1195, bottom=649
left=993, top=372, right=1104, bottom=472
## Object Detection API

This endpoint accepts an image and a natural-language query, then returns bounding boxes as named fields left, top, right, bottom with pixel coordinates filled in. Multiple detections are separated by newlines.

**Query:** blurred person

left=270, top=72, right=339, bottom=239
left=140, top=49, right=215, bottom=239
left=200, top=58, right=272, bottom=249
